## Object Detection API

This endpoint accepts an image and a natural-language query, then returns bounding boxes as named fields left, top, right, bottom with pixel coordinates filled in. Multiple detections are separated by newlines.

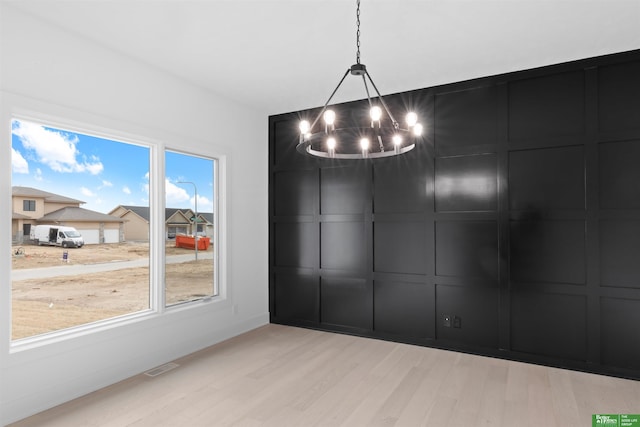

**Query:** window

left=9, top=115, right=224, bottom=341
left=164, top=150, right=217, bottom=305
left=23, top=199, right=35, bottom=211
left=11, top=118, right=150, bottom=340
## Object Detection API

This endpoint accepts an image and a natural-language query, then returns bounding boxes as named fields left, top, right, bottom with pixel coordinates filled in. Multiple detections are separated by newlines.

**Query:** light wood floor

left=11, top=324, right=640, bottom=426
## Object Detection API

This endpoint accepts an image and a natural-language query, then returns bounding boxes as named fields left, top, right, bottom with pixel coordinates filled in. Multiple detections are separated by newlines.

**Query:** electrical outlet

left=453, top=316, right=461, bottom=329
left=443, top=315, right=451, bottom=327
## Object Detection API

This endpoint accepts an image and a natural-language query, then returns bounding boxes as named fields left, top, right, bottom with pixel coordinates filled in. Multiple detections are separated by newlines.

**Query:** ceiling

left=6, top=0, right=640, bottom=116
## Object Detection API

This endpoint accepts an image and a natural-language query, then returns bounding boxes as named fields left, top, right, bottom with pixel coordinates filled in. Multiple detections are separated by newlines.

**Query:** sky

left=11, top=119, right=215, bottom=214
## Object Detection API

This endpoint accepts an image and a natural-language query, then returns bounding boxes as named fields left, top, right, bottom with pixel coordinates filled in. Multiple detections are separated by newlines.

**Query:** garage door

left=104, top=229, right=120, bottom=243
left=80, top=229, right=100, bottom=245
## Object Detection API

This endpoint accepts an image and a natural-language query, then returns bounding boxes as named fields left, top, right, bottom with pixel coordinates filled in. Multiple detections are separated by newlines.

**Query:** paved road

left=11, top=252, right=214, bottom=281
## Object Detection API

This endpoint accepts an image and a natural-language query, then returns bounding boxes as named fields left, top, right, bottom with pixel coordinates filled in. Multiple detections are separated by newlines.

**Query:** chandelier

left=297, top=0, right=423, bottom=159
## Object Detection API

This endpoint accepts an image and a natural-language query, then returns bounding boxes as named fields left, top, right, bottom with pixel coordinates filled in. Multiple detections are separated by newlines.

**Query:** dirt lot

left=11, top=242, right=214, bottom=340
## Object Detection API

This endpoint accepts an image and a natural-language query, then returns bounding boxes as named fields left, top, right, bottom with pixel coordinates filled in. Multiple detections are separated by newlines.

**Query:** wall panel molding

left=270, top=49, right=640, bottom=380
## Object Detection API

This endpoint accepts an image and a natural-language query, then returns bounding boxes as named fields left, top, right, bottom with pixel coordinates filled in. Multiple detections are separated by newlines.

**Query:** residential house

left=11, top=186, right=124, bottom=244
left=108, top=205, right=213, bottom=241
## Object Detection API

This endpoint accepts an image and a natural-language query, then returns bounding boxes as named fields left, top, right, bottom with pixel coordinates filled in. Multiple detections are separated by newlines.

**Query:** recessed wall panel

left=511, top=291, right=587, bottom=361
left=321, top=278, right=372, bottom=330
left=601, top=297, right=640, bottom=370
left=274, top=222, right=317, bottom=268
left=374, top=221, right=427, bottom=275
left=321, top=222, right=365, bottom=272
left=374, top=281, right=434, bottom=338
left=435, top=221, right=499, bottom=280
left=598, top=60, right=640, bottom=133
left=436, top=285, right=499, bottom=349
left=508, top=71, right=585, bottom=141
left=434, top=85, right=498, bottom=149
left=600, top=220, right=640, bottom=289
left=320, top=166, right=368, bottom=215
left=435, top=154, right=498, bottom=212
left=599, top=140, right=640, bottom=210
left=274, top=275, right=318, bottom=322
left=274, top=170, right=316, bottom=216
left=510, top=220, right=585, bottom=285
left=509, top=146, right=585, bottom=211
left=373, top=159, right=428, bottom=214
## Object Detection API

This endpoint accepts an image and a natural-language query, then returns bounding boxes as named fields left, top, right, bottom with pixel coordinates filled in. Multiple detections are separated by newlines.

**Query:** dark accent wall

left=269, top=49, right=640, bottom=380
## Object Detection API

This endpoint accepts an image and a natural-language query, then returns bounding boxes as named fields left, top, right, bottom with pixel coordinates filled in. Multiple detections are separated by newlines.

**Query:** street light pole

left=177, top=181, right=198, bottom=261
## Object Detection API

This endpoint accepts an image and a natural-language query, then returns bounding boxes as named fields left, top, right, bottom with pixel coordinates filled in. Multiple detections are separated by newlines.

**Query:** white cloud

left=81, top=187, right=96, bottom=197
left=12, top=120, right=103, bottom=175
left=84, top=162, right=104, bottom=175
left=11, top=147, right=29, bottom=174
left=34, top=168, right=43, bottom=182
left=166, top=179, right=190, bottom=206
left=142, top=172, right=150, bottom=195
left=164, top=178, right=213, bottom=211
left=194, top=195, right=214, bottom=213
left=98, top=180, right=113, bottom=190
left=122, top=186, right=131, bottom=195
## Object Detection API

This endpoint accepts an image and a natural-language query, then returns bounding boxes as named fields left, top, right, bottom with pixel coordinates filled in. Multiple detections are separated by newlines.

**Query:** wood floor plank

left=10, top=324, right=640, bottom=427
left=470, top=363, right=505, bottom=424
left=301, top=336, right=393, bottom=426
left=393, top=349, right=447, bottom=426
left=339, top=345, right=423, bottom=426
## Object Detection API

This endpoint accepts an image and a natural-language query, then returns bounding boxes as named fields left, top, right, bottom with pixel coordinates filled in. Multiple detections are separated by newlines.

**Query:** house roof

left=12, top=186, right=85, bottom=205
left=39, top=207, right=124, bottom=223
left=165, top=208, right=185, bottom=221
left=200, top=213, right=213, bottom=223
left=12, top=211, right=31, bottom=220
left=166, top=209, right=191, bottom=225
left=119, top=205, right=151, bottom=221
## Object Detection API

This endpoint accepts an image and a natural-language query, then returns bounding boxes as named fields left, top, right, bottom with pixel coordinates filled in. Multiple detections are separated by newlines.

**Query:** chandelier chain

left=356, top=0, right=361, bottom=64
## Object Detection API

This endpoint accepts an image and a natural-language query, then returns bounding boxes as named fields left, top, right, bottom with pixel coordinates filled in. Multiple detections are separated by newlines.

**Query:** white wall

left=0, top=5, right=268, bottom=425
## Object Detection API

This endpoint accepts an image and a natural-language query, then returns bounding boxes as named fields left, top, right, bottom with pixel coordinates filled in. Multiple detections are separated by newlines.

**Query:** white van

left=30, top=225, right=85, bottom=248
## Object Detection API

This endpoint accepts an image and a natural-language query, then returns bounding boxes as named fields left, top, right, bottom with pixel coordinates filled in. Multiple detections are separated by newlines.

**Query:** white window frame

left=163, top=148, right=221, bottom=305
left=3, top=98, right=229, bottom=351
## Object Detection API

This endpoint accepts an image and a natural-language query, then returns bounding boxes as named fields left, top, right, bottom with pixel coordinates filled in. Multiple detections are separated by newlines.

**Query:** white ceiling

left=7, top=0, right=640, bottom=116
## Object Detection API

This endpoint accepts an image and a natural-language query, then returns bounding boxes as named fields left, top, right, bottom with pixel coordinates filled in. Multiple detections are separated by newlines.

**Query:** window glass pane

left=11, top=118, right=150, bottom=340
left=23, top=200, right=35, bottom=211
left=165, top=151, right=216, bottom=305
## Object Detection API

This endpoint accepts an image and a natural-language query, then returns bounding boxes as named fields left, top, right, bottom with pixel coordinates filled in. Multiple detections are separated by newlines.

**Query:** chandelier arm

left=361, top=75, right=374, bottom=109
left=364, top=69, right=399, bottom=127
left=309, top=68, right=352, bottom=131
left=360, top=75, right=383, bottom=153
